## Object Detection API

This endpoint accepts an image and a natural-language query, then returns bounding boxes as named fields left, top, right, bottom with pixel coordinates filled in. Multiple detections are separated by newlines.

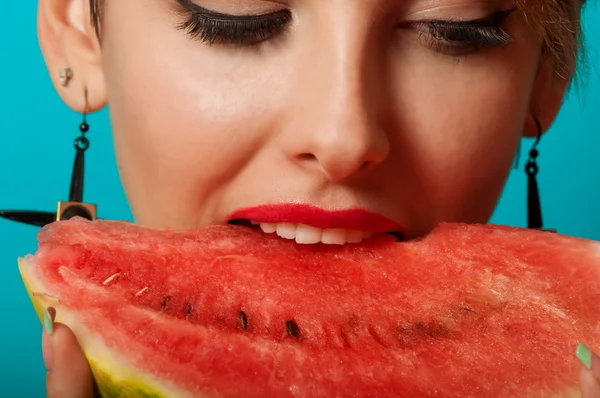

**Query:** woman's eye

left=403, top=8, right=516, bottom=56
left=175, top=0, right=292, bottom=46
left=175, top=1, right=514, bottom=54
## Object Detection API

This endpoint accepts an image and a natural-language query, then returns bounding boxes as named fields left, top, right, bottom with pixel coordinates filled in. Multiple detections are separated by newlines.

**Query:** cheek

left=100, top=2, right=293, bottom=226
left=384, top=36, right=539, bottom=224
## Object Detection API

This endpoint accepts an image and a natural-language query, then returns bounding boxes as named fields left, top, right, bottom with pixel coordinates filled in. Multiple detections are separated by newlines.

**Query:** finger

left=577, top=343, right=600, bottom=398
left=42, top=308, right=95, bottom=398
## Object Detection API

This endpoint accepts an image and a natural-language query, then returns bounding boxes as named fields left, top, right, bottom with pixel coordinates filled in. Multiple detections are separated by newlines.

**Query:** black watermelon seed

left=414, top=322, right=451, bottom=338
left=286, top=320, right=300, bottom=338
left=185, top=301, right=193, bottom=315
left=161, top=296, right=171, bottom=310
left=239, top=312, right=248, bottom=331
left=415, top=322, right=428, bottom=332
left=461, top=306, right=474, bottom=313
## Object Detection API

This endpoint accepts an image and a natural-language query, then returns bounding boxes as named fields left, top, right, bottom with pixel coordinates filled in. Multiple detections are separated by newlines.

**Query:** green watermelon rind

left=18, top=256, right=184, bottom=398
left=17, top=219, right=597, bottom=398
left=91, top=364, right=165, bottom=398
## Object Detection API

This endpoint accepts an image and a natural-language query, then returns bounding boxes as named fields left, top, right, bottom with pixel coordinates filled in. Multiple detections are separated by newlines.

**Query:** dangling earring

left=56, top=88, right=98, bottom=221
left=0, top=83, right=98, bottom=227
left=525, top=117, right=544, bottom=230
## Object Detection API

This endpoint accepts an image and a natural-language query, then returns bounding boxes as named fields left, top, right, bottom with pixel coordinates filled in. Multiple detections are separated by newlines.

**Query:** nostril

left=298, top=153, right=317, bottom=162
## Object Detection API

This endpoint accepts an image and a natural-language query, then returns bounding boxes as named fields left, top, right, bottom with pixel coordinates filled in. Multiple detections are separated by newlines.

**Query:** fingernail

left=577, top=343, right=592, bottom=369
left=43, top=307, right=56, bottom=336
left=42, top=308, right=56, bottom=371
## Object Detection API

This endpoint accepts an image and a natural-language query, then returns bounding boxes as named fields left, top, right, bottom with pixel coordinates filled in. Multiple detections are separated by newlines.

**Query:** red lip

left=226, top=204, right=402, bottom=233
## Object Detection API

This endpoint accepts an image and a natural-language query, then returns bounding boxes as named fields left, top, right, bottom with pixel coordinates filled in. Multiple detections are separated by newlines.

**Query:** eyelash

left=176, top=0, right=292, bottom=46
left=176, top=1, right=514, bottom=55
left=408, top=8, right=516, bottom=55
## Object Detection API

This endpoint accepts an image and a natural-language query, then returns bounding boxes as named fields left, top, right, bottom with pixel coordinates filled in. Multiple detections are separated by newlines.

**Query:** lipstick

left=226, top=204, right=401, bottom=233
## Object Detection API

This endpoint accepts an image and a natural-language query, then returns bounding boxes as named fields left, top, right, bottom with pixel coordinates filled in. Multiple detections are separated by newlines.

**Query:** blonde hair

left=513, top=0, right=586, bottom=79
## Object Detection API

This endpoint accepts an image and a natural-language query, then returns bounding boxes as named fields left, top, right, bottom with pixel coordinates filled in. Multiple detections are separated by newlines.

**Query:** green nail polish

left=43, top=308, right=55, bottom=336
left=576, top=343, right=592, bottom=369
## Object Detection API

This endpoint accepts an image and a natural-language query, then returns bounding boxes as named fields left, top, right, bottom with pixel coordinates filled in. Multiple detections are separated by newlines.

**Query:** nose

left=280, top=18, right=390, bottom=182
left=294, top=102, right=390, bottom=182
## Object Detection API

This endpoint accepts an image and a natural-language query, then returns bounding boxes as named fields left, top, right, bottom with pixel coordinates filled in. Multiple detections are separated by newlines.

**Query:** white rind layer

left=18, top=255, right=198, bottom=398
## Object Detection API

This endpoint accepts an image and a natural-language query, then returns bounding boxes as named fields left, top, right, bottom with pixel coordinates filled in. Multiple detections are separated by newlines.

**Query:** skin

left=36, top=0, right=599, bottom=396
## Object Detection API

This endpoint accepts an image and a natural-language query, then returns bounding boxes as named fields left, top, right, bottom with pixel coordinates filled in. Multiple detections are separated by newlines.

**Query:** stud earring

left=525, top=117, right=546, bottom=231
left=59, top=67, right=73, bottom=87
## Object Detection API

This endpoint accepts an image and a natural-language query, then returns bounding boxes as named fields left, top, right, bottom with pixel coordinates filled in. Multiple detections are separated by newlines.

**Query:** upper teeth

left=255, top=222, right=373, bottom=245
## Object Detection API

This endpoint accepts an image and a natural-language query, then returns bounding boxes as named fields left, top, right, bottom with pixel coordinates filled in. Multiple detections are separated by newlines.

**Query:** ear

left=524, top=54, right=570, bottom=138
left=38, top=0, right=106, bottom=113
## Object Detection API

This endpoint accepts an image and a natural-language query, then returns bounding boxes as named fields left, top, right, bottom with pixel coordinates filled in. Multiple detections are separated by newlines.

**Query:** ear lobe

left=38, top=0, right=106, bottom=114
left=524, top=55, right=570, bottom=138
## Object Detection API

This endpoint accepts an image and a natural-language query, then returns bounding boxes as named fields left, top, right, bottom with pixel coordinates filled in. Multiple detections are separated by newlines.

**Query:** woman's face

left=40, top=0, right=567, bottom=241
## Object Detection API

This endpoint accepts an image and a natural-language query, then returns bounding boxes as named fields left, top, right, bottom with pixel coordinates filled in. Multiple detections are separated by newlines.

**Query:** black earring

left=525, top=117, right=543, bottom=230
left=0, top=88, right=98, bottom=227
left=57, top=89, right=98, bottom=221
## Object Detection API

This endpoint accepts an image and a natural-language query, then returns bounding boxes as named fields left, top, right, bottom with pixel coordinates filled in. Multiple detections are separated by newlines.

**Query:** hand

left=579, top=343, right=600, bottom=398
left=42, top=307, right=96, bottom=398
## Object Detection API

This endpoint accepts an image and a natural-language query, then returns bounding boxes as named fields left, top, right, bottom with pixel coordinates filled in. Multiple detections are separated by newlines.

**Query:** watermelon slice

left=18, top=218, right=600, bottom=397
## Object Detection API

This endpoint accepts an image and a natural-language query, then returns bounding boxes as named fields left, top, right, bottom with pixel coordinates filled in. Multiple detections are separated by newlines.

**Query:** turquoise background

left=0, top=2, right=598, bottom=397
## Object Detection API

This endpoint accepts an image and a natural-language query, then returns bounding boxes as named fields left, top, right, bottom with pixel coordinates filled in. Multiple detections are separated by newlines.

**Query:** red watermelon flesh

left=18, top=218, right=600, bottom=397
